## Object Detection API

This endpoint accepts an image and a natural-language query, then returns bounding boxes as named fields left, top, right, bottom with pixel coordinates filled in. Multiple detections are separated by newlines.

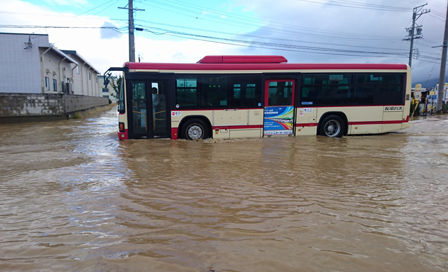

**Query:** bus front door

left=130, top=81, right=148, bottom=138
left=263, top=80, right=295, bottom=136
left=129, top=80, right=169, bottom=138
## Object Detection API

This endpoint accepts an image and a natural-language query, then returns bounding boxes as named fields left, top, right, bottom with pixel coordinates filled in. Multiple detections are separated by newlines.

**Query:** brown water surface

left=0, top=108, right=448, bottom=271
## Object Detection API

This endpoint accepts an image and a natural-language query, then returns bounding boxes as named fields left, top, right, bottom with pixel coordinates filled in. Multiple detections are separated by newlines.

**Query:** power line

left=138, top=25, right=408, bottom=58
left=291, top=0, right=411, bottom=12
left=91, top=0, right=121, bottom=16
left=134, top=19, right=408, bottom=52
left=137, top=0, right=400, bottom=41
left=403, top=3, right=430, bottom=67
left=76, top=0, right=116, bottom=16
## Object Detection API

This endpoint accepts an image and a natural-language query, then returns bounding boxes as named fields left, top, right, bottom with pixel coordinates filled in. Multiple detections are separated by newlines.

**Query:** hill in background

left=413, top=75, right=448, bottom=89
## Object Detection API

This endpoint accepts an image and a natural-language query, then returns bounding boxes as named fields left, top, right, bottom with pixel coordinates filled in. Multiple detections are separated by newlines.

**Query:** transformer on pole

left=403, top=3, right=430, bottom=68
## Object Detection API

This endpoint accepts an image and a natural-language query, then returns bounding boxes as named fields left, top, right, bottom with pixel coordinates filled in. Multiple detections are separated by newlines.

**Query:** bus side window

left=176, top=78, right=198, bottom=108
left=200, top=76, right=228, bottom=107
left=231, top=77, right=261, bottom=108
left=301, top=76, right=314, bottom=99
left=301, top=87, right=309, bottom=99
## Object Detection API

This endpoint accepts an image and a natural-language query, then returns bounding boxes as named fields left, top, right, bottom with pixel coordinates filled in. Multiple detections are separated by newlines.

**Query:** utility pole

left=119, top=1, right=144, bottom=63
left=403, top=3, right=430, bottom=67
left=437, top=1, right=448, bottom=112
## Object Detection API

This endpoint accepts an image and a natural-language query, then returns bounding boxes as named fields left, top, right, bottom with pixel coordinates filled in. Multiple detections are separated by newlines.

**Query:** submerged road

left=0, top=107, right=447, bottom=271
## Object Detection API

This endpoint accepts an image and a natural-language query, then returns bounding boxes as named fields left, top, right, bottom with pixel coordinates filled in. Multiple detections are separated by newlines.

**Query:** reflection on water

left=0, top=108, right=447, bottom=271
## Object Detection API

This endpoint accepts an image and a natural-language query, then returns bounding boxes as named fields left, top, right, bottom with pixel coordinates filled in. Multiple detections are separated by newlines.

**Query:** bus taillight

left=119, top=122, right=125, bottom=132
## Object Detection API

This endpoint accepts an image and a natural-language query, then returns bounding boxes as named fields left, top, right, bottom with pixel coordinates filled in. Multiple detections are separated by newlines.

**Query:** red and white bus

left=107, top=55, right=411, bottom=140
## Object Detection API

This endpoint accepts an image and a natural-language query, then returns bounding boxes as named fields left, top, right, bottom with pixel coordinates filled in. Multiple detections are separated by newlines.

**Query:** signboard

left=263, top=106, right=294, bottom=135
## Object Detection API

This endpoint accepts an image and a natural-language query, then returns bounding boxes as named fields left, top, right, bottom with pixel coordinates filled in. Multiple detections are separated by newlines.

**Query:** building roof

left=41, top=46, right=78, bottom=65
left=61, top=50, right=101, bottom=74
left=0, top=32, right=48, bottom=37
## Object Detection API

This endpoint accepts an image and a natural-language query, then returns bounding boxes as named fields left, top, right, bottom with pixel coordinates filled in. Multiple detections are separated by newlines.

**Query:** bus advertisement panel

left=263, top=106, right=294, bottom=136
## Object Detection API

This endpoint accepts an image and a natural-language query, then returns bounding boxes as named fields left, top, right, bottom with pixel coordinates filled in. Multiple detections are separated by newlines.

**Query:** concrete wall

left=0, top=33, right=49, bottom=93
left=65, top=95, right=109, bottom=113
left=0, top=93, right=108, bottom=123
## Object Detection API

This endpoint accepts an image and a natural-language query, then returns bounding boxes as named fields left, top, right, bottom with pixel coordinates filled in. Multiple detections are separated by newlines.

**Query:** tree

left=110, top=75, right=123, bottom=101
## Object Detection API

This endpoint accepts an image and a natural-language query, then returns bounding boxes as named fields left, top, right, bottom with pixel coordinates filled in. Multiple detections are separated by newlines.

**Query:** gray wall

left=65, top=95, right=110, bottom=113
left=0, top=33, right=49, bottom=93
left=0, top=93, right=109, bottom=123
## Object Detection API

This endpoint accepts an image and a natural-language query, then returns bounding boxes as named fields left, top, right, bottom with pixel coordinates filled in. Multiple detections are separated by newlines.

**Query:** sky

left=1, top=0, right=447, bottom=87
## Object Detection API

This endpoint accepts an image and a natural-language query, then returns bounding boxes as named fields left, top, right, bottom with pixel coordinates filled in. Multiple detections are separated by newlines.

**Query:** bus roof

left=125, top=56, right=409, bottom=71
left=197, top=55, right=288, bottom=63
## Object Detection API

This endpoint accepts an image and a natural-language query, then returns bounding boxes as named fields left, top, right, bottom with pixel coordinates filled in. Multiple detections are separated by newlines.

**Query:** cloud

left=2, top=0, right=447, bottom=86
left=202, top=10, right=212, bottom=16
left=0, top=0, right=238, bottom=74
left=230, top=0, right=447, bottom=86
left=100, top=21, right=122, bottom=39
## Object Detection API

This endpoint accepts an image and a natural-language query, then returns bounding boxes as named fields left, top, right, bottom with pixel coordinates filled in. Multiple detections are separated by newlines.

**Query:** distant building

left=61, top=50, right=101, bottom=96
left=98, top=75, right=117, bottom=102
left=0, top=32, right=101, bottom=96
left=0, top=32, right=108, bottom=123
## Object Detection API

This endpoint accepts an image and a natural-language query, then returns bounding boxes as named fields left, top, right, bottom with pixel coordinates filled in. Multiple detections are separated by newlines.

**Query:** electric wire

left=136, top=0, right=400, bottom=41
left=76, top=0, right=115, bottom=16
left=91, top=0, right=121, bottom=16
left=144, top=0, right=400, bottom=39
left=134, top=19, right=409, bottom=52
left=139, top=25, right=408, bottom=58
left=292, top=0, right=411, bottom=12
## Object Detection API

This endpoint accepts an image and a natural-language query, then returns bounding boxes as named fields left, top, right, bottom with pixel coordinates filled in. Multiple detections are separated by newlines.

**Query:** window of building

left=89, top=73, right=91, bottom=80
left=76, top=66, right=79, bottom=74
left=53, top=79, right=57, bottom=91
left=45, top=77, right=50, bottom=90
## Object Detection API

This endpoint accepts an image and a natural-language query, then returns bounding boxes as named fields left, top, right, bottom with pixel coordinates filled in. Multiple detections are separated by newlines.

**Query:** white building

left=0, top=32, right=101, bottom=96
left=61, top=50, right=101, bottom=96
left=98, top=75, right=118, bottom=102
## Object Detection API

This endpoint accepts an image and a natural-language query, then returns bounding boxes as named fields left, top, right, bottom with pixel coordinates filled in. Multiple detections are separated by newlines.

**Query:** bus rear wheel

left=182, top=119, right=210, bottom=140
left=319, top=115, right=345, bottom=138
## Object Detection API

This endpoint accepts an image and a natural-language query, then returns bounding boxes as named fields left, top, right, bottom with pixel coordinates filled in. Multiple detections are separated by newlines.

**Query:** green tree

left=110, top=75, right=123, bottom=101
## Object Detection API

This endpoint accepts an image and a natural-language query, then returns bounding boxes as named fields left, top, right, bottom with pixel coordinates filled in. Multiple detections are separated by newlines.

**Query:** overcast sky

left=1, top=0, right=447, bottom=86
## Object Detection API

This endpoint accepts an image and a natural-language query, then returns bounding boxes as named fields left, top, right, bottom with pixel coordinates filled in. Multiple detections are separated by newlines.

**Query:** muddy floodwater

left=1, top=107, right=448, bottom=272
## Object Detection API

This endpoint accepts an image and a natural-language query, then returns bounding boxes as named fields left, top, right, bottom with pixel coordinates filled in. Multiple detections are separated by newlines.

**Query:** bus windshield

left=118, top=77, right=125, bottom=113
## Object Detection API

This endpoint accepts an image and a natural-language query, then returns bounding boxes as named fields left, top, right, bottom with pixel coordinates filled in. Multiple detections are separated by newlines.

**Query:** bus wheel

left=183, top=119, right=209, bottom=140
left=319, top=115, right=345, bottom=138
